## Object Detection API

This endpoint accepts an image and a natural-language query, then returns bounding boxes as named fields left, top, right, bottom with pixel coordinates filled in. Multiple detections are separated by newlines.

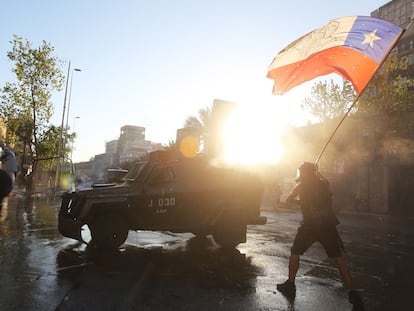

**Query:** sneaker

left=349, top=290, right=364, bottom=311
left=277, top=280, right=296, bottom=298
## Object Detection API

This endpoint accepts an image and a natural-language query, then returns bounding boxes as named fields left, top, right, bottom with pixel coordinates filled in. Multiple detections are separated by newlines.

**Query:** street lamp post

left=55, top=61, right=71, bottom=190
left=65, top=68, right=82, bottom=138
left=54, top=62, right=81, bottom=190
left=71, top=116, right=80, bottom=162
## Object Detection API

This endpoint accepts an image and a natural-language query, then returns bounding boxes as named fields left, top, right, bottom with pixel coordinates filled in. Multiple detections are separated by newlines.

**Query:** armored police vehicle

left=58, top=150, right=266, bottom=249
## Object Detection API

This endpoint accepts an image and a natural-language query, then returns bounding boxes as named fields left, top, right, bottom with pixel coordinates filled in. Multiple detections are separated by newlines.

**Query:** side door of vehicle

left=130, top=163, right=186, bottom=230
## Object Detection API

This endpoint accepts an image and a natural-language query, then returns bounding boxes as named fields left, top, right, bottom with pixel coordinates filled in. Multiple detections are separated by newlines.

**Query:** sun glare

left=221, top=102, right=285, bottom=167
left=218, top=84, right=316, bottom=168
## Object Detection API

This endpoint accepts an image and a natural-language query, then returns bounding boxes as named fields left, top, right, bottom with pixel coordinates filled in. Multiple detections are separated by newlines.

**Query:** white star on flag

left=362, top=29, right=381, bottom=47
left=267, top=16, right=403, bottom=95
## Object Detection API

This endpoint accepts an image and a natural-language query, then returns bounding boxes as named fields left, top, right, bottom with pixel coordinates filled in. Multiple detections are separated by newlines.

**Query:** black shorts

left=291, top=224, right=342, bottom=258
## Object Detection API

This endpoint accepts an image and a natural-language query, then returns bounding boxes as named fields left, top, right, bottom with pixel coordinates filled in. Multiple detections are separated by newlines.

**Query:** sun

left=207, top=79, right=314, bottom=168
left=220, top=102, right=286, bottom=167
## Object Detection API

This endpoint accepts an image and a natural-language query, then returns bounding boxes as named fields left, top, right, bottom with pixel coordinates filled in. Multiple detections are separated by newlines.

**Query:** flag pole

left=314, top=93, right=361, bottom=164
left=314, top=27, right=406, bottom=165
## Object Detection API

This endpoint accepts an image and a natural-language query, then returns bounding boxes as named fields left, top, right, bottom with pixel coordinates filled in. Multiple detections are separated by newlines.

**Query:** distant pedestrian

left=0, top=168, right=12, bottom=211
left=0, top=142, right=18, bottom=185
left=276, top=162, right=364, bottom=310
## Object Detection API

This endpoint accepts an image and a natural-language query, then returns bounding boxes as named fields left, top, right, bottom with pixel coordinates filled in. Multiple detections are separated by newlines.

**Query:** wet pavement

left=0, top=195, right=413, bottom=310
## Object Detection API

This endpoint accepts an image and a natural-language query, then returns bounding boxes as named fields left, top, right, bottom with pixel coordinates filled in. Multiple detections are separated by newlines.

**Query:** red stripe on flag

left=267, top=46, right=379, bottom=95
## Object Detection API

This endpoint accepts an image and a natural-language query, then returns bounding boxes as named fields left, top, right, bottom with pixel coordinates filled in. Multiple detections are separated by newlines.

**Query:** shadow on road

left=57, top=236, right=261, bottom=280
left=55, top=237, right=264, bottom=310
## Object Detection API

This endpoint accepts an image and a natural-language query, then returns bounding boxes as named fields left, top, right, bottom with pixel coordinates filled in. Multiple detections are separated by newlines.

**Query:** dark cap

left=298, top=162, right=317, bottom=173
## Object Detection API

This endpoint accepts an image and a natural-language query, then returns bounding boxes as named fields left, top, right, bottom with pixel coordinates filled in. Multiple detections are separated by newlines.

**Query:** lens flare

left=179, top=135, right=200, bottom=158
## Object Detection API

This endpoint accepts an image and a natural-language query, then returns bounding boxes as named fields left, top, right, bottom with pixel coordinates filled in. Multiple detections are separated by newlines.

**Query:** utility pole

left=64, top=68, right=81, bottom=146
left=55, top=61, right=71, bottom=190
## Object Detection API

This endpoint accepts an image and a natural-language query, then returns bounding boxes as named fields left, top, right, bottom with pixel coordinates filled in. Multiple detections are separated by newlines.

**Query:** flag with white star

left=267, top=16, right=403, bottom=95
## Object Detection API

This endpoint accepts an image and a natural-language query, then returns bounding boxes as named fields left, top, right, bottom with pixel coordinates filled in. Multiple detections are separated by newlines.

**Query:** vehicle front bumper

left=58, top=213, right=84, bottom=243
left=58, top=192, right=86, bottom=243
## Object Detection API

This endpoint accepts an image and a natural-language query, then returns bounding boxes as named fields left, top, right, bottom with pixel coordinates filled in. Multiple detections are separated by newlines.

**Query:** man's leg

left=333, top=256, right=364, bottom=309
left=334, top=256, right=352, bottom=290
left=276, top=253, right=299, bottom=298
left=288, top=253, right=300, bottom=283
left=277, top=225, right=314, bottom=298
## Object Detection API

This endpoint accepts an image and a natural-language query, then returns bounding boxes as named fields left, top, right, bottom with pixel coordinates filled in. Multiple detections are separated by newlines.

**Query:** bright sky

left=0, top=0, right=388, bottom=163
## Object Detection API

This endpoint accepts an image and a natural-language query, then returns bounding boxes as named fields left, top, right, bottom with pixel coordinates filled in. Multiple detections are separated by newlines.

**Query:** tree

left=184, top=106, right=212, bottom=152
left=162, top=139, right=177, bottom=151
left=358, top=55, right=411, bottom=114
left=184, top=101, right=237, bottom=157
left=184, top=106, right=212, bottom=138
left=37, top=125, right=75, bottom=170
left=0, top=35, right=65, bottom=191
left=356, top=55, right=413, bottom=165
left=302, top=78, right=357, bottom=122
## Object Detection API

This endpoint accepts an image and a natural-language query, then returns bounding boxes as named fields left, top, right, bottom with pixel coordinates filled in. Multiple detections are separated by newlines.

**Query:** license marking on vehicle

left=147, top=197, right=176, bottom=208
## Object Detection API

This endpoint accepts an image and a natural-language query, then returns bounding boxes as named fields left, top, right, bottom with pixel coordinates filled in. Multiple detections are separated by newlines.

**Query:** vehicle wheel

left=213, top=220, right=246, bottom=249
left=89, top=213, right=128, bottom=249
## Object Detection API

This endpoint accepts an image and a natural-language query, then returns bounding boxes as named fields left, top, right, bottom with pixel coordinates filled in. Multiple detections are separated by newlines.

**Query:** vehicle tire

left=89, top=213, right=128, bottom=249
left=213, top=219, right=246, bottom=249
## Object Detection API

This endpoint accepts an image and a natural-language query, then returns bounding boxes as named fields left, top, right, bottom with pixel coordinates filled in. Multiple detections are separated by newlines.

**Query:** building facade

left=74, top=125, right=162, bottom=183
left=372, top=0, right=414, bottom=86
left=117, top=125, right=162, bottom=165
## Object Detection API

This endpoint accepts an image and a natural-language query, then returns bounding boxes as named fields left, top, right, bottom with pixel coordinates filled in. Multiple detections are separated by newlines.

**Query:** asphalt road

left=0, top=196, right=413, bottom=310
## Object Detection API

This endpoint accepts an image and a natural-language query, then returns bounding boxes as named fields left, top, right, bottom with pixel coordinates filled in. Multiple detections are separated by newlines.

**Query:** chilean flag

left=267, top=16, right=403, bottom=95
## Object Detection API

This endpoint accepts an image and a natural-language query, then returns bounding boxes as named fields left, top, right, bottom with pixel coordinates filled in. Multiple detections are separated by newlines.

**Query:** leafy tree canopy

left=301, top=78, right=357, bottom=122
left=0, top=35, right=65, bottom=165
left=358, top=55, right=412, bottom=114
left=184, top=106, right=212, bottom=137
left=184, top=106, right=212, bottom=152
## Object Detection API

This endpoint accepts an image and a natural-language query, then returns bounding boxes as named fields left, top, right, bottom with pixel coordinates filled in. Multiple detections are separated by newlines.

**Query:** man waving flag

left=267, top=16, right=403, bottom=95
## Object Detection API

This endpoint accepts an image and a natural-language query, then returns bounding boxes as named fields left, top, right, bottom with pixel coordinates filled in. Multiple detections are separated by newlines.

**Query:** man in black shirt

left=277, top=162, right=364, bottom=310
